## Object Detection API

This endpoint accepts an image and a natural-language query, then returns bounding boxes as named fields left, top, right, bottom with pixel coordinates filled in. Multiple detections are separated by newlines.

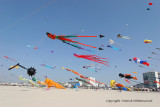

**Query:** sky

left=0, top=0, right=160, bottom=86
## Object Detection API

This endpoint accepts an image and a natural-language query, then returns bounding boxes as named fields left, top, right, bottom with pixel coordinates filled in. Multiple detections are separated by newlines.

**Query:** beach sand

left=0, top=86, right=160, bottom=107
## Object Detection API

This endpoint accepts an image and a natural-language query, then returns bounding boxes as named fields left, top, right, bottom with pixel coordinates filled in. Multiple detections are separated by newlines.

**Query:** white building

left=143, top=71, right=160, bottom=88
left=83, top=77, right=98, bottom=87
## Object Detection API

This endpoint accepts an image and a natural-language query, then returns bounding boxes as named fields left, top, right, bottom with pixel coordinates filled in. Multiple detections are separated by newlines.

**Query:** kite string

left=0, top=0, right=56, bottom=32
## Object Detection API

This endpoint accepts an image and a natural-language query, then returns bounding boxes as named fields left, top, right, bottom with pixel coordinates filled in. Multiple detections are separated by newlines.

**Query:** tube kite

left=46, top=32, right=97, bottom=48
left=117, top=34, right=132, bottom=39
left=133, top=57, right=149, bottom=66
left=41, top=64, right=56, bottom=69
left=119, top=73, right=137, bottom=80
left=66, top=68, right=105, bottom=86
left=62, top=40, right=95, bottom=53
left=107, top=45, right=121, bottom=51
left=73, top=53, right=109, bottom=66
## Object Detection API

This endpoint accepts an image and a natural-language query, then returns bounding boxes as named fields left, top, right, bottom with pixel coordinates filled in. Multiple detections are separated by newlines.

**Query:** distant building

left=133, top=83, right=144, bottom=88
left=83, top=77, right=98, bottom=87
left=143, top=71, right=160, bottom=88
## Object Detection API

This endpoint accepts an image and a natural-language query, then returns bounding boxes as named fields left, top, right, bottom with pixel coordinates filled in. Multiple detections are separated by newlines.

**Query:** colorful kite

left=83, top=64, right=101, bottom=72
left=110, top=80, right=131, bottom=91
left=107, top=45, right=121, bottom=51
left=4, top=56, right=17, bottom=62
left=144, top=40, right=152, bottom=43
left=125, top=79, right=131, bottom=83
left=62, top=40, right=95, bottom=53
left=66, top=68, right=105, bottom=85
left=73, top=53, right=109, bottom=66
left=46, top=32, right=97, bottom=48
left=119, top=73, right=137, bottom=80
left=44, top=76, right=66, bottom=89
left=133, top=57, right=149, bottom=66
left=41, top=64, right=56, bottom=69
left=117, top=34, right=132, bottom=39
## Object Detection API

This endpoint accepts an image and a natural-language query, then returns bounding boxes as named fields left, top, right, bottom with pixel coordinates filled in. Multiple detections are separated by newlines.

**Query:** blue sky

left=0, top=0, right=160, bottom=86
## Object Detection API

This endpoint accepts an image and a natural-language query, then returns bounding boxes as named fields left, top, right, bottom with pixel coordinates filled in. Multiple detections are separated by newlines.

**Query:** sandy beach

left=0, top=86, right=160, bottom=107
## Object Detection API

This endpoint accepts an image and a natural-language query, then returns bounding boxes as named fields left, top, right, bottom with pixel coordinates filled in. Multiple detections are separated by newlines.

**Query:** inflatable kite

left=119, top=73, right=137, bottom=80
left=19, top=76, right=39, bottom=87
left=117, top=34, right=132, bottom=39
left=66, top=68, right=105, bottom=86
left=44, top=76, right=66, bottom=89
left=46, top=32, right=97, bottom=48
left=107, top=45, right=121, bottom=51
left=73, top=53, right=109, bottom=66
left=133, top=57, right=149, bottom=66
left=110, top=80, right=131, bottom=91
left=8, top=63, right=36, bottom=76
left=144, top=40, right=152, bottom=43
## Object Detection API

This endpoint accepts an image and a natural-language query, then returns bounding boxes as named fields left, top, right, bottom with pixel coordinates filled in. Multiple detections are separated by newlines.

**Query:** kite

left=83, top=66, right=97, bottom=72
left=149, top=3, right=153, bottom=5
left=50, top=51, right=54, bottom=53
left=133, top=57, right=149, bottom=66
left=41, top=64, right=56, bottom=69
left=156, top=48, right=160, bottom=50
left=119, top=73, right=137, bottom=80
left=125, top=79, right=131, bottom=83
left=10, top=66, right=18, bottom=69
left=46, top=32, right=98, bottom=48
left=144, top=40, right=152, bottom=43
left=19, top=76, right=39, bottom=87
left=110, top=80, right=131, bottom=91
left=154, top=77, right=160, bottom=79
left=129, top=59, right=132, bottom=61
left=133, top=72, right=137, bottom=74
left=73, top=53, right=109, bottom=66
left=83, top=64, right=101, bottom=72
left=117, top=34, right=132, bottom=39
left=62, top=40, right=95, bottom=53
left=99, top=47, right=104, bottom=50
left=99, top=34, right=105, bottom=38
left=75, top=78, right=93, bottom=86
left=8, top=63, right=36, bottom=76
left=44, top=76, right=66, bottom=89
left=154, top=81, right=160, bottom=84
left=26, top=45, right=38, bottom=49
left=4, top=56, right=17, bottom=62
left=147, top=8, right=150, bottom=10
left=66, top=68, right=106, bottom=86
left=108, top=39, right=115, bottom=45
left=107, top=45, right=121, bottom=51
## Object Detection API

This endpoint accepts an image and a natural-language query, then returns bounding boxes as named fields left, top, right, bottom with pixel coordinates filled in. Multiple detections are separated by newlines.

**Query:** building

left=143, top=71, right=160, bottom=89
left=133, top=83, right=144, bottom=88
left=83, top=77, right=98, bottom=87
